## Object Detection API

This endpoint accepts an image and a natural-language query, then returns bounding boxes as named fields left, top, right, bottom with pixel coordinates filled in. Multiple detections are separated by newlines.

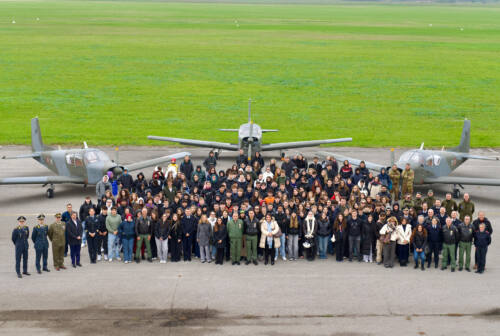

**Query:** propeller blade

left=390, top=148, right=395, bottom=166
left=248, top=98, right=252, bottom=123
left=115, top=147, right=119, bottom=166
left=83, top=141, right=88, bottom=149
left=248, top=142, right=252, bottom=162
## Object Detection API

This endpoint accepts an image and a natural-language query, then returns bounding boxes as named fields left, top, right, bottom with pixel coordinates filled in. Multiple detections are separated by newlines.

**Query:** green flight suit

left=227, top=219, right=244, bottom=263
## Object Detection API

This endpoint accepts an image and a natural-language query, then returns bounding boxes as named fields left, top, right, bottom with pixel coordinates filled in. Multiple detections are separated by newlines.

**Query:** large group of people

left=12, top=150, right=493, bottom=278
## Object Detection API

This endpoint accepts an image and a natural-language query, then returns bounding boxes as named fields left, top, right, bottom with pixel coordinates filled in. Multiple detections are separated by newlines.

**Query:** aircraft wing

left=458, top=154, right=500, bottom=161
left=2, top=153, right=41, bottom=160
left=318, top=151, right=386, bottom=171
left=125, top=151, right=192, bottom=172
left=260, top=138, right=352, bottom=151
left=148, top=136, right=238, bottom=151
left=423, top=176, right=500, bottom=186
left=0, top=176, right=85, bottom=185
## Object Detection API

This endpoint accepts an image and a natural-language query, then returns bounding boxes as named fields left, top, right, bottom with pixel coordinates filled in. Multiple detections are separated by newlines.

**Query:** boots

left=421, top=262, right=425, bottom=271
left=414, top=261, right=419, bottom=269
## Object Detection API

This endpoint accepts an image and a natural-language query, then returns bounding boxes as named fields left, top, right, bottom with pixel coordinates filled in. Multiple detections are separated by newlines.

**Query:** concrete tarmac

left=0, top=146, right=499, bottom=335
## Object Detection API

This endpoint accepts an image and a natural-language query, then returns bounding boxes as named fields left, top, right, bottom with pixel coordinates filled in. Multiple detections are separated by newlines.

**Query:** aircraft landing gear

left=46, top=184, right=55, bottom=198
left=452, top=184, right=461, bottom=199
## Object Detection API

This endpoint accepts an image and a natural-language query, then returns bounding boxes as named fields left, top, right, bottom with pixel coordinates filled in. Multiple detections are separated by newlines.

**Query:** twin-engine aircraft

left=320, top=120, right=500, bottom=198
left=0, top=118, right=190, bottom=198
left=148, top=99, right=352, bottom=161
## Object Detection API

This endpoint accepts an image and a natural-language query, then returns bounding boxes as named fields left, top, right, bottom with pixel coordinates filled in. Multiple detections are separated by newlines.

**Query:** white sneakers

left=108, top=258, right=113, bottom=262
left=116, top=257, right=121, bottom=261
left=104, top=255, right=108, bottom=261
left=97, top=255, right=101, bottom=261
left=282, top=256, right=287, bottom=261
left=160, top=260, right=166, bottom=264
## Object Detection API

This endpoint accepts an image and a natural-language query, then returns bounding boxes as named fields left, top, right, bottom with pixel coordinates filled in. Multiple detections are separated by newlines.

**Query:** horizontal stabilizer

left=423, top=176, right=500, bottom=187
left=0, top=176, right=85, bottom=185
left=261, top=129, right=279, bottom=133
left=260, top=138, right=352, bottom=151
left=218, top=129, right=239, bottom=132
left=458, top=154, right=499, bottom=161
left=148, top=136, right=238, bottom=151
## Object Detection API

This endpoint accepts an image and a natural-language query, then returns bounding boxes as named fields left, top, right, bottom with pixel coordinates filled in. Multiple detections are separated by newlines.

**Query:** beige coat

left=259, top=220, right=281, bottom=248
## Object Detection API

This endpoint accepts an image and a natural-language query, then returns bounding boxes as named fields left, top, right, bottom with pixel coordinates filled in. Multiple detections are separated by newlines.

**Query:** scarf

left=305, top=217, right=316, bottom=238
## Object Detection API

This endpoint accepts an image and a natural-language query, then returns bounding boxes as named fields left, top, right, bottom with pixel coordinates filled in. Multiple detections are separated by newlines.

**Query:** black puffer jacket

left=347, top=217, right=362, bottom=237
left=317, top=218, right=331, bottom=237
left=458, top=223, right=474, bottom=242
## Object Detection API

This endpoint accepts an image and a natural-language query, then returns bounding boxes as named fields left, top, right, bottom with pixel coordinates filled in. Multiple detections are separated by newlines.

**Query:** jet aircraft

left=148, top=99, right=352, bottom=161
left=319, top=119, right=499, bottom=198
left=0, top=118, right=190, bottom=198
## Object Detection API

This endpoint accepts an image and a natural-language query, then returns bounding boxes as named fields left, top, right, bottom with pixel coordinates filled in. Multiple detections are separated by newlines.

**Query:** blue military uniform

left=12, top=216, right=30, bottom=278
left=32, top=214, right=50, bottom=273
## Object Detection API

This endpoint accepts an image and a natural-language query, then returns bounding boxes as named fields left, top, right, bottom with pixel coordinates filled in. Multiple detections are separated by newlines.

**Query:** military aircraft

left=148, top=99, right=352, bottom=161
left=0, top=118, right=190, bottom=198
left=319, top=119, right=500, bottom=198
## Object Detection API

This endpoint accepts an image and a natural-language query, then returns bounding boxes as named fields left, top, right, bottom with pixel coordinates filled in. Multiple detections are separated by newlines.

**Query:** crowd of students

left=12, top=151, right=493, bottom=278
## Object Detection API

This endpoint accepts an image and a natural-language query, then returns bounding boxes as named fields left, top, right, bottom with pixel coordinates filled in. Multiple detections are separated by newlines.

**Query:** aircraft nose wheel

left=452, top=188, right=460, bottom=199
left=46, top=188, right=54, bottom=198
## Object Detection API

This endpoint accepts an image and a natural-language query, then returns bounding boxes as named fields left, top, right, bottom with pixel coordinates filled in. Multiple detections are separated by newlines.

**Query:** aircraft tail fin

left=449, top=119, right=471, bottom=153
left=31, top=117, right=51, bottom=152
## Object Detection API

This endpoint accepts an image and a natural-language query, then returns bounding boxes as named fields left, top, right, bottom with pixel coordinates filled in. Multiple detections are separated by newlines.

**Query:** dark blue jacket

left=425, top=223, right=442, bottom=243
left=181, top=216, right=197, bottom=235
left=474, top=231, right=491, bottom=248
left=32, top=225, right=49, bottom=250
left=12, top=226, right=29, bottom=250
left=118, top=220, right=136, bottom=240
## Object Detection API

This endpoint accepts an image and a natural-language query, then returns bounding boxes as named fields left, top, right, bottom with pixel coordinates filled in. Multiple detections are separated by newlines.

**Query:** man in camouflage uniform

left=413, top=192, right=424, bottom=213
left=388, top=164, right=401, bottom=202
left=442, top=193, right=458, bottom=216
left=423, top=190, right=436, bottom=209
left=401, top=163, right=414, bottom=197
left=458, top=193, right=475, bottom=221
left=32, top=214, right=50, bottom=274
left=400, top=193, right=414, bottom=210
left=48, top=213, right=67, bottom=271
left=12, top=216, right=30, bottom=278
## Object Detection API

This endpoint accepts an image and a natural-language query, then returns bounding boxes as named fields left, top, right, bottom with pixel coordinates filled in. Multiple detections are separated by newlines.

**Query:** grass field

left=0, top=0, right=499, bottom=148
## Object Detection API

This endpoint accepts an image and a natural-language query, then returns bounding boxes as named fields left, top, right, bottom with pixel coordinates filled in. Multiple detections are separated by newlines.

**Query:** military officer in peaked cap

left=32, top=214, right=50, bottom=274
left=12, top=216, right=30, bottom=278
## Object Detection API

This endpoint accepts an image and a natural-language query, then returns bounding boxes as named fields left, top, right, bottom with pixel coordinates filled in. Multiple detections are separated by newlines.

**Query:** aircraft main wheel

left=46, top=188, right=54, bottom=198
left=452, top=189, right=460, bottom=199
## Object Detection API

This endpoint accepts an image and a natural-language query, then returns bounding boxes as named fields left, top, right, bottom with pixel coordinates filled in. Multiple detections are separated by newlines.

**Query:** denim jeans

left=348, top=235, right=361, bottom=261
left=318, top=235, right=329, bottom=258
left=122, top=238, right=134, bottom=262
left=275, top=235, right=286, bottom=259
left=414, top=250, right=426, bottom=263
left=287, top=234, right=299, bottom=259
left=107, top=233, right=119, bottom=260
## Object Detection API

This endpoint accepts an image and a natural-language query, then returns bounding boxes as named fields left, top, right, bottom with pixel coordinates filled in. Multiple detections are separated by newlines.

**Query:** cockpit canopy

left=239, top=123, right=262, bottom=140
left=84, top=150, right=110, bottom=164
left=398, top=150, right=442, bottom=167
left=398, top=150, right=425, bottom=166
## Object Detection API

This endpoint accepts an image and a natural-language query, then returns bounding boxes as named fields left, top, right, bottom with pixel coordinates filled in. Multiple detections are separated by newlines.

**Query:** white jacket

left=379, top=224, right=398, bottom=241
left=396, top=224, right=412, bottom=244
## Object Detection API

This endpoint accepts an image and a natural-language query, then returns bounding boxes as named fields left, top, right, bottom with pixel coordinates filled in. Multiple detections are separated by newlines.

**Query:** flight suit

left=458, top=200, right=475, bottom=221
left=32, top=224, right=50, bottom=272
left=48, top=221, right=66, bottom=269
left=227, top=219, right=244, bottom=263
left=388, top=168, right=401, bottom=201
left=12, top=225, right=29, bottom=276
left=401, top=168, right=415, bottom=196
